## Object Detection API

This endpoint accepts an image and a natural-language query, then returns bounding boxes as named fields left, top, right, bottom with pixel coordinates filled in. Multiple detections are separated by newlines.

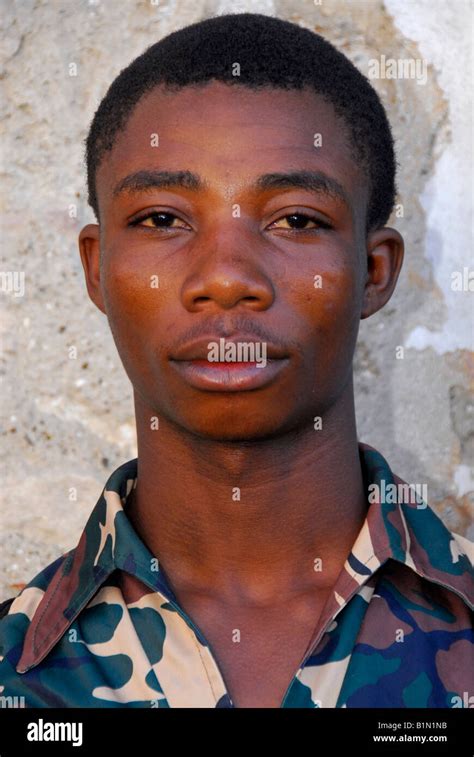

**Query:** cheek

left=300, top=260, right=362, bottom=338
left=101, top=246, right=167, bottom=328
left=296, top=263, right=362, bottom=400
left=99, top=250, right=165, bottom=377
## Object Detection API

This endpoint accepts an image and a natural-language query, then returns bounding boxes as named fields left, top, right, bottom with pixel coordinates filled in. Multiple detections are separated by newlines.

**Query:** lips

left=169, top=335, right=289, bottom=392
left=170, top=335, right=288, bottom=362
left=170, top=357, right=289, bottom=392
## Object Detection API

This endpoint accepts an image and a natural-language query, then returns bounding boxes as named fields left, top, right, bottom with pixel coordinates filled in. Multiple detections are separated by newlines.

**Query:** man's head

left=85, top=12, right=397, bottom=234
left=79, top=13, right=404, bottom=441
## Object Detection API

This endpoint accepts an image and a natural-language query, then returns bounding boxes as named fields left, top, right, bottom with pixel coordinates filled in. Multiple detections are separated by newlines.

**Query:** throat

left=164, top=585, right=334, bottom=708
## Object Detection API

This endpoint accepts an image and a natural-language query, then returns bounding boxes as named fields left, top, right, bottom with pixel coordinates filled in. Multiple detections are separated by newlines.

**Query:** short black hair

left=85, top=12, right=397, bottom=233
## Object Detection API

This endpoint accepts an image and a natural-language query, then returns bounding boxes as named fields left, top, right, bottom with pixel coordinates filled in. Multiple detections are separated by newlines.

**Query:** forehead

left=96, top=81, right=367, bottom=219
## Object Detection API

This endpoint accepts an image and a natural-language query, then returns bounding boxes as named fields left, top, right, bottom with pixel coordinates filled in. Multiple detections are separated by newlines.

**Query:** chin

left=176, top=411, right=301, bottom=443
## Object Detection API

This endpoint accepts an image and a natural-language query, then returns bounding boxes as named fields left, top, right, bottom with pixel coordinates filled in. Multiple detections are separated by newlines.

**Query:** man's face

left=80, top=82, right=392, bottom=440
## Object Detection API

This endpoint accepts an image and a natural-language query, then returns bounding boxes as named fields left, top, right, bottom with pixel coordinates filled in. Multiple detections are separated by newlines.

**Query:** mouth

left=169, top=335, right=290, bottom=392
left=170, top=357, right=289, bottom=392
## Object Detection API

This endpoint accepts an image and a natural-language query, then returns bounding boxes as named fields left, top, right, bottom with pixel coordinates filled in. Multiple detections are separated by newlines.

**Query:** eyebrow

left=112, top=168, right=350, bottom=209
left=113, top=170, right=206, bottom=197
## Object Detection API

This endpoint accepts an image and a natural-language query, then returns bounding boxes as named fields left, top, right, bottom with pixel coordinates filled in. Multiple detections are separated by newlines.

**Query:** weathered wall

left=1, top=0, right=472, bottom=600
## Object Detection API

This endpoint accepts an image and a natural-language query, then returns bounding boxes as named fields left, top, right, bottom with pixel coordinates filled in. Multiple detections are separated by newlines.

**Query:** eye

left=269, top=213, right=332, bottom=232
left=128, top=211, right=190, bottom=230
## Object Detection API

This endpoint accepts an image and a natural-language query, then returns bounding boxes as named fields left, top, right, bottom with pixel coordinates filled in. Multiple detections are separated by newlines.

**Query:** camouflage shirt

left=0, top=443, right=473, bottom=708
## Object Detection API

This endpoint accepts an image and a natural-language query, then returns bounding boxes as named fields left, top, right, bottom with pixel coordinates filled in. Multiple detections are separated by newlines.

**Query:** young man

left=0, top=13, right=472, bottom=709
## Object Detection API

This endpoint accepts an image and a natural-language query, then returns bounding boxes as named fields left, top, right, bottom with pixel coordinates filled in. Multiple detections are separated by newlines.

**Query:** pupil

left=152, top=212, right=172, bottom=226
left=288, top=214, right=307, bottom=228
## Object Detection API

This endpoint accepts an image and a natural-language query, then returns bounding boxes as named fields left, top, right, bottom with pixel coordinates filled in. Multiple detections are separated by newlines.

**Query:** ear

left=361, top=226, right=404, bottom=319
left=78, top=224, right=106, bottom=315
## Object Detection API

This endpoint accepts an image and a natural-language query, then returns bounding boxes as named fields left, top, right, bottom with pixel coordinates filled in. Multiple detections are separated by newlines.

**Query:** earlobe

left=361, top=227, right=404, bottom=319
left=78, top=224, right=107, bottom=315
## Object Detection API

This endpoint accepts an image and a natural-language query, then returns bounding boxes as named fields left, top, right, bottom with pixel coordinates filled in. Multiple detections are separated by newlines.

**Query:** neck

left=126, top=382, right=367, bottom=605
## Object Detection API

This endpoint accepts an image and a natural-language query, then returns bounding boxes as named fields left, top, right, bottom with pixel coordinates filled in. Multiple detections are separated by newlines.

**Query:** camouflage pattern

left=0, top=443, right=473, bottom=708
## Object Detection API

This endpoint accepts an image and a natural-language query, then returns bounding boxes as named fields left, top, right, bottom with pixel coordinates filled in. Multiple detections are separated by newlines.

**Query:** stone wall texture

left=1, top=0, right=473, bottom=600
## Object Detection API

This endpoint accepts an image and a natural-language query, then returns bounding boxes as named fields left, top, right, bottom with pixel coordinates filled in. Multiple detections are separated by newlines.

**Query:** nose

left=180, top=228, right=275, bottom=312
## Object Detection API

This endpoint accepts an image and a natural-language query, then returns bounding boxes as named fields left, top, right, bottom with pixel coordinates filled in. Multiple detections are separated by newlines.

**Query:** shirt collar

left=16, top=443, right=474, bottom=673
left=353, top=444, right=473, bottom=605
